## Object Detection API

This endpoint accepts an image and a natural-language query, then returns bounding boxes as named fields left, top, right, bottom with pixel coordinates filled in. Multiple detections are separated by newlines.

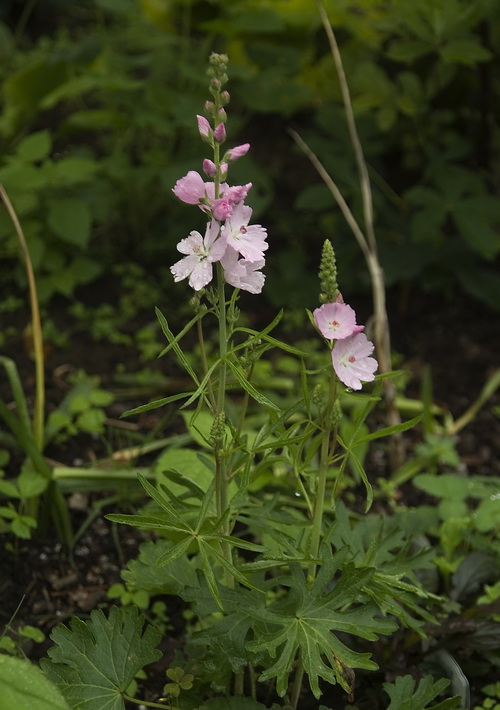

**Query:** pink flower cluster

left=170, top=123, right=267, bottom=293
left=313, top=300, right=378, bottom=390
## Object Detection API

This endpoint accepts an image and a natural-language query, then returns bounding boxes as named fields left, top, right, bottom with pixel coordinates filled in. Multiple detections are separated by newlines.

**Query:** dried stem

left=290, top=2, right=405, bottom=468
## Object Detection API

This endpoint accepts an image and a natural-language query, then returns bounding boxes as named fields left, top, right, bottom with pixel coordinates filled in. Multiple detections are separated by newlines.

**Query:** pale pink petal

left=189, top=260, right=213, bottom=291
left=176, top=231, right=204, bottom=255
left=221, top=248, right=265, bottom=294
left=222, top=203, right=268, bottom=261
left=224, top=184, right=252, bottom=204
left=313, top=303, right=358, bottom=340
left=332, top=333, right=377, bottom=390
left=170, top=254, right=200, bottom=282
left=172, top=171, right=206, bottom=204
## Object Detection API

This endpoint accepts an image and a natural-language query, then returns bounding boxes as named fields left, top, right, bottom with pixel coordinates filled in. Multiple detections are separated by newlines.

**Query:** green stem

left=0, top=184, right=44, bottom=451
left=290, top=656, right=304, bottom=710
left=215, top=264, right=228, bottom=528
left=308, top=370, right=337, bottom=579
left=197, top=316, right=216, bottom=411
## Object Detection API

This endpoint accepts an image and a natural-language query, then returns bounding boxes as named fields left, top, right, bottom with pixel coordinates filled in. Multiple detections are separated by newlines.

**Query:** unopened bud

left=203, top=159, right=216, bottom=177
left=196, top=114, right=211, bottom=138
left=204, top=100, right=215, bottom=116
left=224, top=143, right=250, bottom=162
left=209, top=412, right=226, bottom=448
left=214, top=122, right=226, bottom=143
left=220, top=90, right=230, bottom=105
left=219, top=162, right=228, bottom=180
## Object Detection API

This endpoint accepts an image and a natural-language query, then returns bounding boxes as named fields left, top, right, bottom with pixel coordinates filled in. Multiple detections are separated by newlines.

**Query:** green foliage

left=45, top=371, right=115, bottom=443
left=41, top=606, right=162, bottom=710
left=1, top=0, right=499, bottom=314
left=248, top=558, right=396, bottom=698
left=383, top=675, right=460, bottom=710
left=0, top=654, right=70, bottom=710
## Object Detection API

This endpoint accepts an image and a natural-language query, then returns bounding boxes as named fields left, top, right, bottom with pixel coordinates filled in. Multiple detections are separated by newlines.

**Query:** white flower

left=221, top=246, right=265, bottom=294
left=170, top=220, right=226, bottom=291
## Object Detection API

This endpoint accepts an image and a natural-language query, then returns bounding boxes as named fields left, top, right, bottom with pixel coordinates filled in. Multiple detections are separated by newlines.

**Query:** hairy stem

left=308, top=370, right=337, bottom=579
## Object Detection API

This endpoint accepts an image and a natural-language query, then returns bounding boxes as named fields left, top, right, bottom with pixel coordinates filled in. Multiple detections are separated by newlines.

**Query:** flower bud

left=196, top=114, right=211, bottom=138
left=218, top=108, right=227, bottom=122
left=209, top=412, right=226, bottom=448
left=220, top=90, right=230, bottom=105
left=212, top=197, right=232, bottom=221
left=219, top=162, right=228, bottom=180
left=224, top=143, right=250, bottom=162
left=214, top=122, right=226, bottom=143
left=202, top=159, right=216, bottom=177
left=204, top=100, right=215, bottom=116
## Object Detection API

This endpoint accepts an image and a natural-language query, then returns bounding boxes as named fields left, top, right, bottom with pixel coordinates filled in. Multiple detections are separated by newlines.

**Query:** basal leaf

left=0, top=654, right=70, bottom=710
left=41, top=606, right=161, bottom=710
left=247, top=560, right=396, bottom=698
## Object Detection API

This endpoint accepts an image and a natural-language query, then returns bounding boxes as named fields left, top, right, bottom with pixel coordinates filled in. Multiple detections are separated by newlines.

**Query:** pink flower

left=313, top=303, right=363, bottom=340
left=173, top=173, right=252, bottom=220
left=221, top=246, right=265, bottom=294
left=212, top=198, right=233, bottom=221
left=221, top=203, right=268, bottom=262
left=224, top=183, right=252, bottom=203
left=172, top=171, right=206, bottom=205
left=332, top=332, right=378, bottom=390
left=225, top=143, right=250, bottom=162
left=170, top=220, right=226, bottom=291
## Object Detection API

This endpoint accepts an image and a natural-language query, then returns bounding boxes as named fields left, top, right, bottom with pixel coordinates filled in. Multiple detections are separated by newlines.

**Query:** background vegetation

left=1, top=0, right=499, bottom=332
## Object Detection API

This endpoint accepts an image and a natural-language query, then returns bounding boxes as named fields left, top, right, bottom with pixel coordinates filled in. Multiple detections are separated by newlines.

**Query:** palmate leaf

left=247, top=558, right=396, bottom=699
left=383, top=675, right=460, bottom=710
left=41, top=606, right=161, bottom=710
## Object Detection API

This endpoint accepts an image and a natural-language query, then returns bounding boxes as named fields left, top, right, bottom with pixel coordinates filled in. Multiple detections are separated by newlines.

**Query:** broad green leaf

left=155, top=448, right=213, bottom=496
left=386, top=39, right=431, bottom=62
left=0, top=654, right=70, bottom=710
left=41, top=606, right=161, bottom=710
left=48, top=198, right=92, bottom=247
left=0, top=163, right=45, bottom=190
left=50, top=157, right=98, bottom=186
left=17, top=130, right=52, bottom=162
left=454, top=195, right=500, bottom=259
left=440, top=38, right=492, bottom=65
left=18, top=469, right=49, bottom=498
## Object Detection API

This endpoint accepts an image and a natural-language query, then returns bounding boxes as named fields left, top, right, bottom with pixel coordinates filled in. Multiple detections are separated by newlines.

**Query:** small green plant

left=39, top=53, right=455, bottom=710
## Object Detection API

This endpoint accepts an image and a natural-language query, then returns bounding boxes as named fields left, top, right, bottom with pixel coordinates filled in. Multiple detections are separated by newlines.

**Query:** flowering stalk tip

left=170, top=55, right=267, bottom=295
left=319, top=239, right=339, bottom=304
